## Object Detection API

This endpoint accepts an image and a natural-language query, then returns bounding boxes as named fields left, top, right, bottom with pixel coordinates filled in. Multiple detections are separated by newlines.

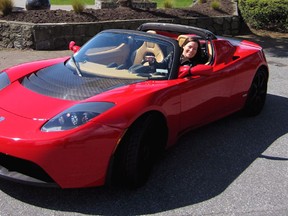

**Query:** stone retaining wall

left=0, top=16, right=241, bottom=50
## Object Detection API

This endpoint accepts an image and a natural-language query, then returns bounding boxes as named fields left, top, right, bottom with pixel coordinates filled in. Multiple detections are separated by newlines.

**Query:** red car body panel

left=1, top=81, right=75, bottom=119
left=0, top=113, right=123, bottom=188
left=0, top=24, right=268, bottom=188
left=5, top=57, right=69, bottom=82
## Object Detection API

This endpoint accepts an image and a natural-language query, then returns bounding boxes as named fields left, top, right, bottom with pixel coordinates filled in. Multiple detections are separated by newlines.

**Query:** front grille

left=0, top=153, right=54, bottom=183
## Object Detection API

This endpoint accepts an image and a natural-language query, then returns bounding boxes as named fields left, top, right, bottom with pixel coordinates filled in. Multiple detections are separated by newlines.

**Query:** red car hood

left=1, top=57, right=76, bottom=119
left=0, top=81, right=75, bottom=120
left=1, top=59, right=178, bottom=121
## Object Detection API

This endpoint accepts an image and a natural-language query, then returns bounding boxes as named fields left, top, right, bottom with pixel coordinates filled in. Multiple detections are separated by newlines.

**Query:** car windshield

left=66, top=31, right=175, bottom=80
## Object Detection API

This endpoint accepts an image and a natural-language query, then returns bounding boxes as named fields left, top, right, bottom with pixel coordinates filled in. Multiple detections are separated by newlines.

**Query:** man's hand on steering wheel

left=142, top=55, right=156, bottom=65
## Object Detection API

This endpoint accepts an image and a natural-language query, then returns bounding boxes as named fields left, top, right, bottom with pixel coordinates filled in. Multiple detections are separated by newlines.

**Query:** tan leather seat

left=205, top=41, right=213, bottom=65
left=133, top=30, right=164, bottom=65
left=133, top=41, right=164, bottom=65
left=177, top=34, right=189, bottom=47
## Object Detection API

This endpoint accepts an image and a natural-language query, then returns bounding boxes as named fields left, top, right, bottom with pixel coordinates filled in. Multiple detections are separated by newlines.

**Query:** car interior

left=71, top=29, right=213, bottom=80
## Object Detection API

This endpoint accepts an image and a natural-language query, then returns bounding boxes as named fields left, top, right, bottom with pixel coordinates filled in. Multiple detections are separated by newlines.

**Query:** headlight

left=0, top=72, right=11, bottom=90
left=41, top=102, right=115, bottom=132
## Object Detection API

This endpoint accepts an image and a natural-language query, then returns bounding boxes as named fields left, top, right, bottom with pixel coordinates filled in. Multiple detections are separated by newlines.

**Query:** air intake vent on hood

left=21, top=63, right=141, bottom=101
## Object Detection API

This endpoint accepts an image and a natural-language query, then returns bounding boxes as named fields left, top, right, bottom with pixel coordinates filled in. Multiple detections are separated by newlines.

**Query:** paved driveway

left=0, top=34, right=287, bottom=216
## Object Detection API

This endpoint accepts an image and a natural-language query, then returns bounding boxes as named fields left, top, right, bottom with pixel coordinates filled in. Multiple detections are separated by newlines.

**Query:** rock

left=26, top=0, right=51, bottom=10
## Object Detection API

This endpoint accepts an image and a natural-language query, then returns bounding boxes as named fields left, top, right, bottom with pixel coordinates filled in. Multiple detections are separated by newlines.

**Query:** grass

left=210, top=0, right=220, bottom=10
left=163, top=0, right=173, bottom=8
left=51, top=0, right=94, bottom=5
left=72, top=0, right=85, bottom=12
left=50, top=0, right=194, bottom=8
left=153, top=0, right=194, bottom=8
left=0, top=0, right=14, bottom=15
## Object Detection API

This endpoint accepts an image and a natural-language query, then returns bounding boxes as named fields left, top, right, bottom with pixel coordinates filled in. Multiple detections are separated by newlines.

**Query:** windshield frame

left=67, top=29, right=181, bottom=80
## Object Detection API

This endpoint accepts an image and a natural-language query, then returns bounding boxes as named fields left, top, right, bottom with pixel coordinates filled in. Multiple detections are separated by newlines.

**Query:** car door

left=178, top=39, right=237, bottom=133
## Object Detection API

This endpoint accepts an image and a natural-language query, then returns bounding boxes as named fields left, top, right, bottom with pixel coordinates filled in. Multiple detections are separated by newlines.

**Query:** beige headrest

left=147, top=30, right=157, bottom=34
left=177, top=35, right=189, bottom=47
left=146, top=42, right=155, bottom=48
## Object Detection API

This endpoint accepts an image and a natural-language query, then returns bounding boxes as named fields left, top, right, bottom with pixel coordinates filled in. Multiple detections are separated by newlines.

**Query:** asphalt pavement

left=0, top=12, right=288, bottom=216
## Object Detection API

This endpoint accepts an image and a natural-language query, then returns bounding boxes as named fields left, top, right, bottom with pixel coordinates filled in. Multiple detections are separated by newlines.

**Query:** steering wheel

left=141, top=59, right=149, bottom=65
left=142, top=55, right=156, bottom=66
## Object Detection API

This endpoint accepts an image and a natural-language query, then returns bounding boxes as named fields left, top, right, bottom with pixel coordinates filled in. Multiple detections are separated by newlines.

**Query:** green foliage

left=51, top=0, right=93, bottom=5
left=152, top=0, right=193, bottom=8
left=210, top=0, right=220, bottom=10
left=239, top=0, right=288, bottom=33
left=163, top=0, right=173, bottom=8
left=0, top=0, right=14, bottom=16
left=51, top=0, right=193, bottom=8
left=72, top=0, right=85, bottom=13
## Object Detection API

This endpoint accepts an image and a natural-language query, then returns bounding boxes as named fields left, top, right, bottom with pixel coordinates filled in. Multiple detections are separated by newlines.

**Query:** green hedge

left=238, top=0, right=288, bottom=33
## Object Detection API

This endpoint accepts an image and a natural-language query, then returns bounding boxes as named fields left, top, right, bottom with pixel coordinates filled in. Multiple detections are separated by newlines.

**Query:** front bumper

left=0, top=153, right=57, bottom=187
left=0, top=109, right=124, bottom=188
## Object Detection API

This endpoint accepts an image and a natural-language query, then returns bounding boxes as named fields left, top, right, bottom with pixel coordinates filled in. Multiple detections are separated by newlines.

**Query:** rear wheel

left=242, top=68, right=268, bottom=116
left=112, top=114, right=167, bottom=189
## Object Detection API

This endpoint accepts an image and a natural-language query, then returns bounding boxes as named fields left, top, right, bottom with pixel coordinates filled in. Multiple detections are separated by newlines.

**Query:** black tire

left=242, top=68, right=268, bottom=116
left=113, top=114, right=167, bottom=189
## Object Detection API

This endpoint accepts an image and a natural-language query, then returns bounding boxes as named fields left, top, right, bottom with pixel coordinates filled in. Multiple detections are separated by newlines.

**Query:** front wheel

left=242, top=68, right=268, bottom=116
left=112, top=114, right=166, bottom=189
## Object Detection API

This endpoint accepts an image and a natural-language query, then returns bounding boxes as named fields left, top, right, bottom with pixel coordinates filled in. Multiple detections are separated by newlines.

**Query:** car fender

left=4, top=57, right=70, bottom=83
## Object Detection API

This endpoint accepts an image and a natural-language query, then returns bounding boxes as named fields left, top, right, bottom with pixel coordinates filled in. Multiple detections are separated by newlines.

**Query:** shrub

left=210, top=0, right=220, bottom=10
left=163, top=0, right=173, bottom=8
left=0, top=0, right=14, bottom=16
left=72, top=0, right=85, bottom=13
left=239, top=0, right=288, bottom=33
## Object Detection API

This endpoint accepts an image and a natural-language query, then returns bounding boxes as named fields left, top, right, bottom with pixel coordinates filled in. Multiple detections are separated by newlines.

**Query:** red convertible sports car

left=0, top=23, right=268, bottom=189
